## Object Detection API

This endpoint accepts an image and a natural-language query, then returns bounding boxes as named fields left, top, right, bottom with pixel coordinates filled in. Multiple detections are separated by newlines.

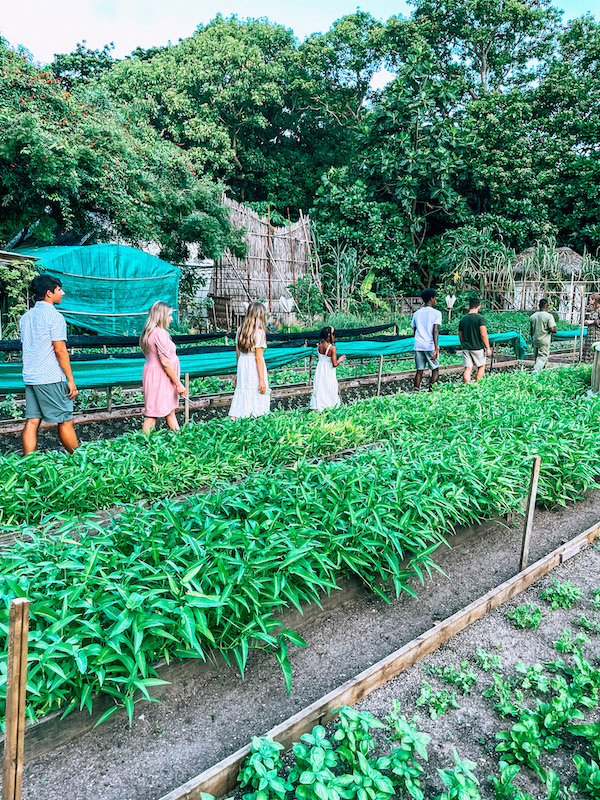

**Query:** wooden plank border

left=158, top=519, right=600, bottom=800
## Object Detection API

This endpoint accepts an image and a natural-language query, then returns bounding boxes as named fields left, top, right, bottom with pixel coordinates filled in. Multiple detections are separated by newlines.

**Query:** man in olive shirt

left=529, top=298, right=556, bottom=371
left=458, top=298, right=492, bottom=383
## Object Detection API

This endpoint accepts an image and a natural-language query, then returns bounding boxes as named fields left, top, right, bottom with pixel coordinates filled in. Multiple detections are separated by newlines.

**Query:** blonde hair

left=140, top=301, right=173, bottom=354
left=238, top=302, right=267, bottom=354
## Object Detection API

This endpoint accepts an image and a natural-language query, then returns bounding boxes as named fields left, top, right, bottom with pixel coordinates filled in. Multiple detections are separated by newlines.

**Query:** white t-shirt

left=411, top=306, right=442, bottom=351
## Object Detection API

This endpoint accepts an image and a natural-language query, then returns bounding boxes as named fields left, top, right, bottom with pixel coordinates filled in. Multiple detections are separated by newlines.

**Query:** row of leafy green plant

left=0, top=429, right=523, bottom=728
left=1, top=366, right=597, bottom=527
left=231, top=579, right=600, bottom=800
left=1, top=373, right=599, bottom=730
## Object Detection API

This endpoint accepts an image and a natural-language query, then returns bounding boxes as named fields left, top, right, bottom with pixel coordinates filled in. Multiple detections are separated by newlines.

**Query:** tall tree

left=0, top=39, right=244, bottom=261
left=361, top=43, right=470, bottom=257
left=410, top=0, right=560, bottom=93
left=534, top=15, right=600, bottom=251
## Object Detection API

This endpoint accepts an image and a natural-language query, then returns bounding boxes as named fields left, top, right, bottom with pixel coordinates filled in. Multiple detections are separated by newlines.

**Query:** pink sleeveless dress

left=142, top=327, right=180, bottom=418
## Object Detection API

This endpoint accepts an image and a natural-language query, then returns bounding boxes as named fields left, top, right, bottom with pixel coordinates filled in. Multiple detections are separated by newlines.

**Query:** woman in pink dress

left=139, top=301, right=186, bottom=433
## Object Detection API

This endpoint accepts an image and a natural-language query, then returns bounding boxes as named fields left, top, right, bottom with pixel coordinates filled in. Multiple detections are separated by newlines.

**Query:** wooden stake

left=579, top=284, right=586, bottom=362
left=592, top=347, right=599, bottom=394
left=106, top=387, right=113, bottom=414
left=520, top=456, right=541, bottom=571
left=376, top=355, right=384, bottom=397
left=184, top=373, right=190, bottom=426
left=2, top=598, right=30, bottom=800
left=308, top=356, right=313, bottom=386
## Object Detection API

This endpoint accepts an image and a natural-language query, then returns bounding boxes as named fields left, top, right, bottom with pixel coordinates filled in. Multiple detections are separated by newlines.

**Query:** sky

left=1, top=0, right=598, bottom=66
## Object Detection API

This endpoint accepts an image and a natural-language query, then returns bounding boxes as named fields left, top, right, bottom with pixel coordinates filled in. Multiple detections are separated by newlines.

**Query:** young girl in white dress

left=309, top=326, right=346, bottom=412
left=229, top=302, right=270, bottom=421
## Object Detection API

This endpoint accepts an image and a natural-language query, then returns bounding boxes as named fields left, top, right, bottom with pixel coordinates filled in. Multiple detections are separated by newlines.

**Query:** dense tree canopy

left=1, top=0, right=599, bottom=295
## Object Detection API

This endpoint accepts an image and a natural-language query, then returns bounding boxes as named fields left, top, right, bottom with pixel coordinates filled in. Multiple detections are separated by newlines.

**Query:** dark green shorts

left=25, top=382, right=73, bottom=423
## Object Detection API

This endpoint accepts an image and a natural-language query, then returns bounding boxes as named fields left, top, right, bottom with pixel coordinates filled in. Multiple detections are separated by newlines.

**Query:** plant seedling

left=507, top=605, right=542, bottom=630
left=541, top=581, right=583, bottom=610
left=554, top=629, right=590, bottom=654
left=416, top=683, right=460, bottom=719
left=475, top=648, right=503, bottom=672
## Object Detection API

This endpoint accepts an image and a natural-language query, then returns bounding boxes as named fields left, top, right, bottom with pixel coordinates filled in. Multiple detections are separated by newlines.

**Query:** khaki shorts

left=462, top=348, right=486, bottom=368
left=25, top=382, right=73, bottom=423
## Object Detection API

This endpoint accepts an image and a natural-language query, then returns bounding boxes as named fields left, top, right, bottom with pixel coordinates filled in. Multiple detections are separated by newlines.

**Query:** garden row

left=0, top=354, right=469, bottom=421
left=231, top=576, right=600, bottom=800
left=0, top=367, right=599, bottom=731
left=0, top=367, right=595, bottom=527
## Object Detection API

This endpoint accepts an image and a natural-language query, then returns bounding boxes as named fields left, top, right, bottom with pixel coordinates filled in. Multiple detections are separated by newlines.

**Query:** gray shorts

left=25, top=382, right=73, bottom=423
left=462, top=348, right=486, bottom=368
left=414, top=350, right=439, bottom=370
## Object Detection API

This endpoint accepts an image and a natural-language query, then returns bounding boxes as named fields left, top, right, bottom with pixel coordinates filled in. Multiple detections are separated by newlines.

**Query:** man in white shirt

left=20, top=275, right=79, bottom=455
left=411, top=289, right=442, bottom=390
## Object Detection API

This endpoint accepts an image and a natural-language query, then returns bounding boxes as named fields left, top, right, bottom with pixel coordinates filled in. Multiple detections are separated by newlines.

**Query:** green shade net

left=552, top=329, right=587, bottom=340
left=0, top=331, right=530, bottom=393
left=15, top=244, right=180, bottom=336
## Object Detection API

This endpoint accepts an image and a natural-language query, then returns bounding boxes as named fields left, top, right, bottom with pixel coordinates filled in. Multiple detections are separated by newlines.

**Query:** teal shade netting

left=14, top=244, right=180, bottom=336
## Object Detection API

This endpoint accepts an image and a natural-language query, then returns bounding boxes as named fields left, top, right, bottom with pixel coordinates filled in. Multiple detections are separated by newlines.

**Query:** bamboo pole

left=184, top=373, right=190, bottom=426
left=579, top=284, right=586, bottom=361
left=520, top=456, right=541, bottom=571
left=288, top=211, right=296, bottom=288
left=2, top=597, right=30, bottom=800
left=267, top=206, right=272, bottom=312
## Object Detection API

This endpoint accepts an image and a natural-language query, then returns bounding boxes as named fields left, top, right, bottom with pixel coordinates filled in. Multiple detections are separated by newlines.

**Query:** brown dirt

left=13, top=491, right=600, bottom=800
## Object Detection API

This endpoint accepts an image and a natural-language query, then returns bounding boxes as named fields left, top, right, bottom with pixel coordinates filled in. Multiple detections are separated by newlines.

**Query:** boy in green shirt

left=458, top=298, right=492, bottom=383
left=529, top=299, right=556, bottom=371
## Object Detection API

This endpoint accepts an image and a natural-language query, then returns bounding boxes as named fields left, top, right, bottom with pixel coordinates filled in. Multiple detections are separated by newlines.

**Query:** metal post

left=184, top=373, right=190, bottom=425
left=376, top=355, right=384, bottom=397
left=2, top=597, right=30, bottom=800
left=520, top=456, right=542, bottom=571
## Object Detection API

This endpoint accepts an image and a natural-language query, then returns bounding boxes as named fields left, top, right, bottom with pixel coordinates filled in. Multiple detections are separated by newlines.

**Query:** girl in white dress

left=309, top=326, right=346, bottom=412
left=229, top=302, right=270, bottom=421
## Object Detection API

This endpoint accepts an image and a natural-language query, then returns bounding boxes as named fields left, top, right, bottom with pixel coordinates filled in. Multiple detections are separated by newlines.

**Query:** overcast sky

left=1, top=0, right=597, bottom=65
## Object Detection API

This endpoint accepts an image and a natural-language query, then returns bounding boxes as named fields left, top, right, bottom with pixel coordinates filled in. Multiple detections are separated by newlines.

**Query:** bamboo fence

left=212, top=198, right=313, bottom=324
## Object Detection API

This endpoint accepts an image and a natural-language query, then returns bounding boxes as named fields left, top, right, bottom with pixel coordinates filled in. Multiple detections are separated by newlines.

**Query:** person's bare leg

left=463, top=366, right=472, bottom=384
left=22, top=418, right=41, bottom=455
left=414, top=370, right=424, bottom=389
left=166, top=411, right=180, bottom=432
left=430, top=368, right=439, bottom=389
left=142, top=417, right=157, bottom=434
left=57, top=420, right=79, bottom=453
left=475, top=365, right=486, bottom=382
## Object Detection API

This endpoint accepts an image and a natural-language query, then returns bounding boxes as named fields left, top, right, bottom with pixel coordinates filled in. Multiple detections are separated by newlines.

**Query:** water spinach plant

left=0, top=366, right=598, bottom=527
